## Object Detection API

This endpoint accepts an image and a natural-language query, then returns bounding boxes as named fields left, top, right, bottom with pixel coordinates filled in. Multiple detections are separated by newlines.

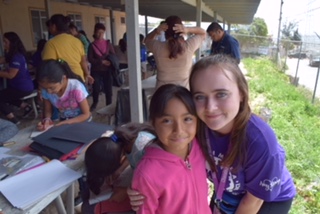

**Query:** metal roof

left=77, top=0, right=261, bottom=24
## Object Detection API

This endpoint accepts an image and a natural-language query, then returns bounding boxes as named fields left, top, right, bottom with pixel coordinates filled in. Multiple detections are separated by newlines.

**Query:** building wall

left=0, top=0, right=126, bottom=52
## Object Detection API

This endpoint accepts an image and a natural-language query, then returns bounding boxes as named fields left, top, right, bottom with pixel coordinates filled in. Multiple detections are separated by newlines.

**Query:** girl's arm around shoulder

left=235, top=191, right=263, bottom=214
left=131, top=167, right=159, bottom=214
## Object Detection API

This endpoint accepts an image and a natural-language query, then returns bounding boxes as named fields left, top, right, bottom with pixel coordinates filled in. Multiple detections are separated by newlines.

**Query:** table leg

left=66, top=182, right=75, bottom=214
left=54, top=195, right=67, bottom=214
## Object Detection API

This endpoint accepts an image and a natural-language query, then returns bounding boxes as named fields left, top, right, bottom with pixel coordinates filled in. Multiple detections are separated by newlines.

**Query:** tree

left=281, top=21, right=302, bottom=51
left=233, top=18, right=271, bottom=53
left=249, top=17, right=268, bottom=37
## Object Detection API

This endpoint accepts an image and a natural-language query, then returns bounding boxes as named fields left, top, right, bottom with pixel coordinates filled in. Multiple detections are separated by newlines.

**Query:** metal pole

left=312, top=63, right=320, bottom=104
left=195, top=0, right=202, bottom=61
left=293, top=41, right=302, bottom=86
left=282, top=42, right=288, bottom=72
left=276, top=0, right=284, bottom=63
left=125, top=0, right=144, bottom=123
left=145, top=15, right=148, bottom=37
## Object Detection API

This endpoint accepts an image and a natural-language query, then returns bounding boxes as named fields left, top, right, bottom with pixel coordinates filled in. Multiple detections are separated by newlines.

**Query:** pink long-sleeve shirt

left=132, top=138, right=211, bottom=214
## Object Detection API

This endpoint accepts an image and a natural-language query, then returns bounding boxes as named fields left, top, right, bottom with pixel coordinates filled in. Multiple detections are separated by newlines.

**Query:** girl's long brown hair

left=165, top=16, right=186, bottom=59
left=189, top=54, right=252, bottom=172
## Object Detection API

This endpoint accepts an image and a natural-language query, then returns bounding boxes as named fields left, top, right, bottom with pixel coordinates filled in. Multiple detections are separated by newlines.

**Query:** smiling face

left=153, top=98, right=197, bottom=158
left=191, top=65, right=242, bottom=134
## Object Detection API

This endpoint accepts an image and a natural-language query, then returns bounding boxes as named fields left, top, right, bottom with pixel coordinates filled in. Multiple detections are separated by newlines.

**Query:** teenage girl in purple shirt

left=0, top=32, right=34, bottom=124
left=128, top=54, right=296, bottom=214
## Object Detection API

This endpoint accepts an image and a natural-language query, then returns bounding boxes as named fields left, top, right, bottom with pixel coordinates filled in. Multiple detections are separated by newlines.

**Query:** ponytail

left=167, top=36, right=185, bottom=59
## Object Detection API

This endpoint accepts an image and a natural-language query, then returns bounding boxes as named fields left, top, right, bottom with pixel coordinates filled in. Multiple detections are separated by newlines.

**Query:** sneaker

left=8, top=117, right=20, bottom=125
left=22, top=105, right=33, bottom=118
left=74, top=195, right=83, bottom=206
left=36, top=104, right=42, bottom=113
left=90, top=103, right=97, bottom=112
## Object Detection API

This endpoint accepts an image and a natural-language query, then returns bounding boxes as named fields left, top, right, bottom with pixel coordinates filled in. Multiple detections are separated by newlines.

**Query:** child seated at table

left=36, top=59, right=91, bottom=131
left=82, top=122, right=156, bottom=214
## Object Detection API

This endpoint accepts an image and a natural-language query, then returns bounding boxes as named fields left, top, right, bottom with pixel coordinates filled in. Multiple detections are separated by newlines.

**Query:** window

left=68, top=13, right=83, bottom=30
left=120, top=17, right=126, bottom=24
left=95, top=16, right=106, bottom=25
left=30, top=10, right=48, bottom=45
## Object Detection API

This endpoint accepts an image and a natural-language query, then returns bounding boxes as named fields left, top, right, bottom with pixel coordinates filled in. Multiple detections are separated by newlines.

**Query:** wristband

left=42, top=117, right=52, bottom=124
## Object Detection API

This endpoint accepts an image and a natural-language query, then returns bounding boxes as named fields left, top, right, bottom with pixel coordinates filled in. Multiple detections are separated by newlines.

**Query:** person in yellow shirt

left=42, top=14, right=93, bottom=85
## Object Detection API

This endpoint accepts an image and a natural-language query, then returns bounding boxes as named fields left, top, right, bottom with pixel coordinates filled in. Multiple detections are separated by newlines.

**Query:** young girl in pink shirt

left=131, top=84, right=211, bottom=214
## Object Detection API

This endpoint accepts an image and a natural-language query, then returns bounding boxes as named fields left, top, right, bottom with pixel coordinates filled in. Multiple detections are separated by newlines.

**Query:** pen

left=0, top=174, right=9, bottom=181
left=0, top=141, right=16, bottom=147
left=42, top=156, right=51, bottom=162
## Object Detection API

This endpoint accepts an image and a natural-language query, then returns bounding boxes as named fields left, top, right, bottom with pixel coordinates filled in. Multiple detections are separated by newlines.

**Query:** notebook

left=29, top=122, right=112, bottom=160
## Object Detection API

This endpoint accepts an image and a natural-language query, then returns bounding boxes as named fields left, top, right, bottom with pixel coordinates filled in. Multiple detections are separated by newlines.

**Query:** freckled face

left=191, top=65, right=242, bottom=134
left=153, top=98, right=197, bottom=158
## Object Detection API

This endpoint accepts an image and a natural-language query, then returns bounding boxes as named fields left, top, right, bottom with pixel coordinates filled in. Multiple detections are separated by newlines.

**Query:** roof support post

left=195, top=0, right=202, bottom=61
left=227, top=23, right=231, bottom=34
left=145, top=15, right=148, bottom=37
left=214, top=11, right=217, bottom=22
left=44, top=0, right=51, bottom=19
left=125, top=0, right=144, bottom=123
left=110, top=10, right=116, bottom=44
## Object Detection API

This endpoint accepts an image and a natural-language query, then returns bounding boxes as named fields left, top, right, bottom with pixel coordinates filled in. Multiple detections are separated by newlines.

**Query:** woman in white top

left=145, top=15, right=206, bottom=89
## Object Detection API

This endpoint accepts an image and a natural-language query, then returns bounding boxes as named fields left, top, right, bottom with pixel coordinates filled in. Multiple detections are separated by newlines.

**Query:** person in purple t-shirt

left=128, top=54, right=296, bottom=214
left=189, top=54, right=295, bottom=213
left=0, top=32, right=34, bottom=124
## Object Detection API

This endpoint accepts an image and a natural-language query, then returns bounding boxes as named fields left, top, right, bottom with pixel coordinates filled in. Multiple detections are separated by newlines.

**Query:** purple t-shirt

left=206, top=114, right=296, bottom=202
left=8, top=53, right=34, bottom=92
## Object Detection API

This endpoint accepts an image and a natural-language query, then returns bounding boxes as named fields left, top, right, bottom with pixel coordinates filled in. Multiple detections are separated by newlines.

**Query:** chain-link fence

left=232, top=33, right=320, bottom=103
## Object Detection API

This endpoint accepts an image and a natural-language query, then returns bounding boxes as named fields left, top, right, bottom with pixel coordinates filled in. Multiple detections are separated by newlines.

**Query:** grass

left=243, top=57, right=320, bottom=214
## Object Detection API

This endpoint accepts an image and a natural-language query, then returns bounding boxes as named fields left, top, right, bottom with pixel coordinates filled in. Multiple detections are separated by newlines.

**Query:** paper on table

left=0, top=159, right=81, bottom=210
left=30, top=125, right=53, bottom=138
left=0, top=147, right=10, bottom=154
left=89, top=188, right=113, bottom=205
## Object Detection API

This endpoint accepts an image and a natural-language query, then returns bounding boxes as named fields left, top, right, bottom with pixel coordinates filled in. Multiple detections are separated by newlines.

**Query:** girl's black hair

left=149, top=84, right=197, bottom=122
left=3, top=32, right=27, bottom=63
left=119, top=38, right=127, bottom=53
left=79, top=30, right=90, bottom=43
left=48, top=14, right=71, bottom=33
left=85, top=122, right=156, bottom=195
left=85, top=137, right=123, bottom=195
left=36, top=59, right=83, bottom=84
left=36, top=39, right=47, bottom=52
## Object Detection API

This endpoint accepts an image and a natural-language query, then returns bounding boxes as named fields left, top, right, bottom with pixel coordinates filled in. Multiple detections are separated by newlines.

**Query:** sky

left=255, top=0, right=319, bottom=37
